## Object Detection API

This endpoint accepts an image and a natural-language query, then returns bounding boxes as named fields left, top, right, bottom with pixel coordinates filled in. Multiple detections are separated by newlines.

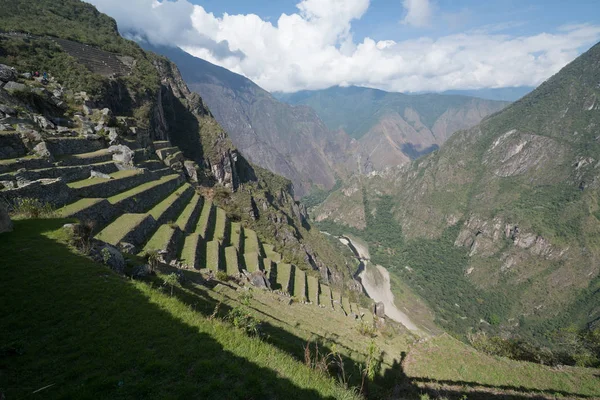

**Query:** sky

left=87, top=0, right=600, bottom=93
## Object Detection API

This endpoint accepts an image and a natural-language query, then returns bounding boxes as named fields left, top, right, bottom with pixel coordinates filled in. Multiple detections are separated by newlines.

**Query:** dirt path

left=360, top=263, right=420, bottom=332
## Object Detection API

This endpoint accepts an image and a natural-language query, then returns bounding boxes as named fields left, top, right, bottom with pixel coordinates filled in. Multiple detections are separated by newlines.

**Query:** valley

left=1, top=0, right=600, bottom=399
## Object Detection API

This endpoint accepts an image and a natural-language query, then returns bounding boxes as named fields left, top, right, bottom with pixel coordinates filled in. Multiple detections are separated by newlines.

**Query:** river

left=338, top=235, right=419, bottom=332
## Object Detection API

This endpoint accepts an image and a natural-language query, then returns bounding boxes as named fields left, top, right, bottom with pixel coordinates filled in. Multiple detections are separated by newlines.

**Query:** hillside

left=143, top=44, right=354, bottom=197
left=315, top=41, right=600, bottom=351
left=3, top=1, right=600, bottom=399
left=276, top=86, right=509, bottom=171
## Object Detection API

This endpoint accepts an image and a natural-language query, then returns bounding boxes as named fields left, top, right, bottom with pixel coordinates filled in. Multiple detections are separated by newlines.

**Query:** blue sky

left=192, top=0, right=600, bottom=41
left=90, top=0, right=600, bottom=93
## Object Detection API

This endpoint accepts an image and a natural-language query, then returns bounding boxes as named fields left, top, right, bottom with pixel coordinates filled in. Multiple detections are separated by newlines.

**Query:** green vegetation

left=10, top=197, right=56, bottom=219
left=0, top=0, right=160, bottom=101
left=302, top=178, right=342, bottom=208
left=0, top=219, right=360, bottom=399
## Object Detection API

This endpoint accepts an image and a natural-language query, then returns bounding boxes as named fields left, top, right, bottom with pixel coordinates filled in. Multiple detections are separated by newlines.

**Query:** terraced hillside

left=0, top=121, right=363, bottom=322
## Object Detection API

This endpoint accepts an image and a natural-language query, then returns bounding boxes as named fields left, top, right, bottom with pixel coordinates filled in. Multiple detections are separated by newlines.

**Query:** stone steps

left=175, top=193, right=203, bottom=233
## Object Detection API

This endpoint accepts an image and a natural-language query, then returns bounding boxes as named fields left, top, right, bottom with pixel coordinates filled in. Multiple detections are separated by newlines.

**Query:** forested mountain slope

left=315, top=41, right=600, bottom=347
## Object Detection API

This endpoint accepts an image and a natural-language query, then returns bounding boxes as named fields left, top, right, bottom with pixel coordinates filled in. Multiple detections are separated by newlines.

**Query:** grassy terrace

left=95, top=213, right=150, bottom=245
left=275, top=263, right=293, bottom=294
left=306, top=275, right=319, bottom=304
left=293, top=267, right=307, bottom=301
left=319, top=284, right=333, bottom=308
left=0, top=155, right=37, bottom=165
left=243, top=252, right=261, bottom=273
left=196, top=201, right=214, bottom=239
left=148, top=183, right=190, bottom=221
left=176, top=193, right=202, bottom=233
left=143, top=224, right=177, bottom=254
left=244, top=228, right=260, bottom=254
left=59, top=198, right=104, bottom=217
left=180, top=234, right=202, bottom=268
left=229, top=222, right=242, bottom=249
left=67, top=169, right=141, bottom=189
left=262, top=243, right=282, bottom=262
left=0, top=220, right=359, bottom=399
left=107, top=174, right=180, bottom=204
left=213, top=208, right=228, bottom=243
left=225, top=246, right=240, bottom=276
left=206, top=241, right=221, bottom=272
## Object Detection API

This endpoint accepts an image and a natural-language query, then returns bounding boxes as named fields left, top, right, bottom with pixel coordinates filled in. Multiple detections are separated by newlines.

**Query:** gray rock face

left=0, top=64, right=16, bottom=83
left=108, top=144, right=135, bottom=167
left=132, top=264, right=152, bottom=279
left=90, top=170, right=112, bottom=179
left=3, top=81, right=27, bottom=93
left=374, top=302, right=385, bottom=318
left=0, top=104, right=17, bottom=116
left=99, top=245, right=125, bottom=274
left=33, top=142, right=53, bottom=160
left=0, top=204, right=13, bottom=234
left=183, top=160, right=199, bottom=182
left=33, top=115, right=56, bottom=130
left=247, top=270, right=271, bottom=290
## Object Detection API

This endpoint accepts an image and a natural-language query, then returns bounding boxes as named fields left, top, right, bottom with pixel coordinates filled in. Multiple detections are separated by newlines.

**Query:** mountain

left=441, top=86, right=534, bottom=102
left=276, top=86, right=509, bottom=171
left=141, top=44, right=354, bottom=197
left=314, top=42, right=600, bottom=347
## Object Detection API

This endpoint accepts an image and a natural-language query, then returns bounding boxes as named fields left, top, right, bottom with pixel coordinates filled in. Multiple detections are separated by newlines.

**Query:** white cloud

left=88, top=0, right=600, bottom=93
left=401, top=0, right=433, bottom=28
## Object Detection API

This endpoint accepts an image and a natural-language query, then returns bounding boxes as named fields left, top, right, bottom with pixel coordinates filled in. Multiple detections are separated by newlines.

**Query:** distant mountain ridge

left=315, top=41, right=600, bottom=345
left=145, top=44, right=509, bottom=195
left=276, top=86, right=510, bottom=171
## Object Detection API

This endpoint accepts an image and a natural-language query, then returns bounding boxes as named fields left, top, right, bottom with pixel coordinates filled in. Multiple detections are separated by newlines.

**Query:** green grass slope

left=0, top=220, right=359, bottom=399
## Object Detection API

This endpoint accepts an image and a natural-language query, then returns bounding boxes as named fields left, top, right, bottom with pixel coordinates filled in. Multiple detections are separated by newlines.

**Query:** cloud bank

left=89, top=0, right=600, bottom=93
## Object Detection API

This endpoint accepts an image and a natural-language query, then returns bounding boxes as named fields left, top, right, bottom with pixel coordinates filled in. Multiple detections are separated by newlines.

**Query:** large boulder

left=0, top=204, right=13, bottom=234
left=3, top=81, right=27, bottom=93
left=108, top=144, right=135, bottom=167
left=98, top=245, right=125, bottom=274
left=374, top=302, right=385, bottom=318
left=0, top=64, right=16, bottom=83
left=33, top=141, right=53, bottom=160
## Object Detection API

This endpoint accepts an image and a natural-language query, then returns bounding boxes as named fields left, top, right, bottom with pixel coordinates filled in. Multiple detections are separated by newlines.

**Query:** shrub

left=144, top=250, right=160, bottom=273
left=227, top=306, right=260, bottom=337
left=357, top=320, right=377, bottom=338
left=67, top=221, right=95, bottom=254
left=11, top=198, right=55, bottom=219
left=215, top=270, right=229, bottom=281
